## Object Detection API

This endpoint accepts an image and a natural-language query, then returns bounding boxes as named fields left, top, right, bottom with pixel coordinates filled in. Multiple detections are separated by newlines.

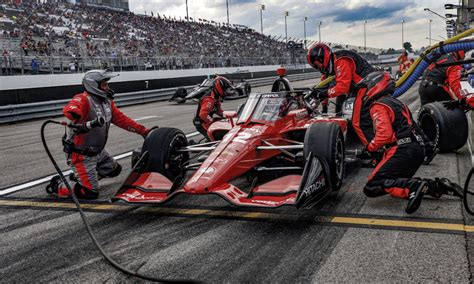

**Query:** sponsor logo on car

left=302, top=176, right=326, bottom=197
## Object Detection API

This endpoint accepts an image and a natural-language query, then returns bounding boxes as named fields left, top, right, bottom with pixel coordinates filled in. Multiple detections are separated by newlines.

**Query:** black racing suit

left=358, top=95, right=427, bottom=199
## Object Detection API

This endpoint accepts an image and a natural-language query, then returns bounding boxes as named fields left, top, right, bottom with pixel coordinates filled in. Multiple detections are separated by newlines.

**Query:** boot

left=424, top=179, right=442, bottom=199
left=45, top=175, right=71, bottom=198
left=406, top=181, right=428, bottom=214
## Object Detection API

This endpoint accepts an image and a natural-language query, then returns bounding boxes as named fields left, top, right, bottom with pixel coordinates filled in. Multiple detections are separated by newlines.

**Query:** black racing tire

left=304, top=122, right=345, bottom=190
left=141, top=128, right=189, bottom=180
left=417, top=101, right=468, bottom=152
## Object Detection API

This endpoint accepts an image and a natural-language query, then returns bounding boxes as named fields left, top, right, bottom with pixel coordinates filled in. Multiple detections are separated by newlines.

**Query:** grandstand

left=0, top=0, right=387, bottom=75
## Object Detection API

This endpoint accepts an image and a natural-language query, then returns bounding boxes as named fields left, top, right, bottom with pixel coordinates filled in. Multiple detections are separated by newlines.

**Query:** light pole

left=186, top=0, right=189, bottom=21
left=318, top=21, right=322, bottom=42
left=226, top=0, right=229, bottom=24
left=304, top=16, right=308, bottom=50
left=401, top=19, right=405, bottom=48
left=260, top=4, right=265, bottom=34
left=364, top=20, right=367, bottom=51
left=284, top=11, right=289, bottom=44
left=424, top=8, right=447, bottom=20
left=429, top=19, right=432, bottom=46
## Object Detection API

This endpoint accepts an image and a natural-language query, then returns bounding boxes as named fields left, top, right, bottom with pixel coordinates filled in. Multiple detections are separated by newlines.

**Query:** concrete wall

left=0, top=65, right=314, bottom=106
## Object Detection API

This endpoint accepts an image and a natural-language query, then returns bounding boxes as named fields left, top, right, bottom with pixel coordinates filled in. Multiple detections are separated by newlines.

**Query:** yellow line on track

left=1, top=199, right=473, bottom=233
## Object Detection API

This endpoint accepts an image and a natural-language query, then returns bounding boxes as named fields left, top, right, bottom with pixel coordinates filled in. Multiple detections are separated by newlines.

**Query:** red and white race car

left=113, top=90, right=351, bottom=209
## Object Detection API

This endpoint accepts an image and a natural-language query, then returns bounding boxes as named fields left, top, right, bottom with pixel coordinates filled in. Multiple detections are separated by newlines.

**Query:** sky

left=129, top=0, right=454, bottom=50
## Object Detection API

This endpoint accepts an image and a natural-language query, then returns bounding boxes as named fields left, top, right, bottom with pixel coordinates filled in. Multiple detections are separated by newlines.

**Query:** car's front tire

left=304, top=122, right=345, bottom=190
left=141, top=128, right=189, bottom=180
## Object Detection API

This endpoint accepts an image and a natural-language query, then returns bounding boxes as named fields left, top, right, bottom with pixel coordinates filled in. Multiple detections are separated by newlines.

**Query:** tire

left=141, top=128, right=189, bottom=180
left=417, top=101, right=468, bottom=152
left=304, top=122, right=345, bottom=190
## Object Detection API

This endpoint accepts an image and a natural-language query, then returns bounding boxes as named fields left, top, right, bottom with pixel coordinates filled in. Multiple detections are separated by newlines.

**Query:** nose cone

left=184, top=126, right=268, bottom=194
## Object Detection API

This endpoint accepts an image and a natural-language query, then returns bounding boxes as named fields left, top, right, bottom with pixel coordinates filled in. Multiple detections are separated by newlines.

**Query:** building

left=75, top=0, right=129, bottom=11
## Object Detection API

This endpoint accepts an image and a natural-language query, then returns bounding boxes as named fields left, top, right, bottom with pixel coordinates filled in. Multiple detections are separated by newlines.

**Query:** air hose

left=41, top=120, right=197, bottom=283
left=463, top=168, right=474, bottom=215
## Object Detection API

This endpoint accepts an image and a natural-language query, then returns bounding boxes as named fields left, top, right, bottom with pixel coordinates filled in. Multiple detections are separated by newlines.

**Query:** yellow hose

left=315, top=75, right=335, bottom=88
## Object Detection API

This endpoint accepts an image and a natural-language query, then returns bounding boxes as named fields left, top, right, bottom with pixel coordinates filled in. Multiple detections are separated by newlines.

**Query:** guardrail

left=0, top=72, right=319, bottom=124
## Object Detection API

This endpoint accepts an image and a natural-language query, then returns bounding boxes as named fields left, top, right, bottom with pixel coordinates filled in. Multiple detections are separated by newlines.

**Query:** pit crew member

left=46, top=70, right=154, bottom=200
left=418, top=51, right=465, bottom=105
left=307, top=43, right=375, bottom=114
left=193, top=76, right=231, bottom=140
left=354, top=71, right=462, bottom=214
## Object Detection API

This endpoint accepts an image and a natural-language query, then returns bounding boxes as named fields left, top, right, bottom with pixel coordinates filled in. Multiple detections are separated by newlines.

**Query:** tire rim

left=167, top=135, right=189, bottom=177
left=335, top=137, right=344, bottom=182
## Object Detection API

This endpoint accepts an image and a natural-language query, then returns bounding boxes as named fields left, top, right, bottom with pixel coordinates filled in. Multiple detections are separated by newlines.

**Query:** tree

left=403, top=42, right=413, bottom=53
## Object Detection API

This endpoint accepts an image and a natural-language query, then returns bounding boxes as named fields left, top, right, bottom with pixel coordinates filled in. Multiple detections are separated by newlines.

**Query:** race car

left=169, top=78, right=251, bottom=104
left=114, top=90, right=350, bottom=209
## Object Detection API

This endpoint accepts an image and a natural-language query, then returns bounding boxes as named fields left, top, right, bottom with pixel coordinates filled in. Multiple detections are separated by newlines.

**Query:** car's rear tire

left=417, top=101, right=468, bottom=152
left=304, top=122, right=345, bottom=190
left=141, top=128, right=189, bottom=180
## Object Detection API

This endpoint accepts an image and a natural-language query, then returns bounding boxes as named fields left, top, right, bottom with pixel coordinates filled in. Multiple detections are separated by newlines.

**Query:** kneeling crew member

left=418, top=51, right=465, bottom=105
left=46, top=70, right=154, bottom=200
left=193, top=76, right=231, bottom=140
left=355, top=71, right=462, bottom=214
left=307, top=43, right=375, bottom=114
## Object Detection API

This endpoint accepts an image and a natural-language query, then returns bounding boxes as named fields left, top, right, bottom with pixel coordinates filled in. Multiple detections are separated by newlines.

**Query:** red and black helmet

left=213, top=76, right=232, bottom=99
left=307, top=43, right=334, bottom=74
left=356, top=71, right=395, bottom=103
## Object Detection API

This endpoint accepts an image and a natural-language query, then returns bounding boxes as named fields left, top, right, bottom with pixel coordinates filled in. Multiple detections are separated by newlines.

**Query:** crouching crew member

left=193, top=76, right=231, bottom=140
left=354, top=71, right=462, bottom=214
left=46, top=70, right=154, bottom=200
left=418, top=51, right=465, bottom=105
left=306, top=43, right=375, bottom=114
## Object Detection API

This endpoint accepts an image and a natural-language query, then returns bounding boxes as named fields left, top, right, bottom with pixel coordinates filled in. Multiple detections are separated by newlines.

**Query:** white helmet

left=82, top=69, right=119, bottom=99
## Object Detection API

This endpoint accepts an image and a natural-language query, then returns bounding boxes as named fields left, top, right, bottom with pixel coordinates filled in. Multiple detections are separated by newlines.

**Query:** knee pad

left=107, top=162, right=122, bottom=178
left=74, top=183, right=99, bottom=200
left=363, top=184, right=387, bottom=198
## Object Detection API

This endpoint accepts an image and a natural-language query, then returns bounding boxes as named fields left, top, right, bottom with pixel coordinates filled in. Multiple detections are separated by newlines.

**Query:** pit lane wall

left=0, top=64, right=315, bottom=106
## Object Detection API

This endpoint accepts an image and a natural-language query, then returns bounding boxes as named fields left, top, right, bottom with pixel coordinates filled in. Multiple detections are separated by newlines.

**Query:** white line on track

left=0, top=131, right=200, bottom=196
left=134, top=116, right=162, bottom=121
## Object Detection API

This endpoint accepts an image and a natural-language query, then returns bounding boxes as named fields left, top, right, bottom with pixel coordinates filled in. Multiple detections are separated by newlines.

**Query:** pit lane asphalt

left=1, top=78, right=474, bottom=282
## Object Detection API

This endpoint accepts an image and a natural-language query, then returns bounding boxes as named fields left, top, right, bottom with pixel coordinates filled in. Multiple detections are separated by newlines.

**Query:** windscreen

left=237, top=93, right=301, bottom=124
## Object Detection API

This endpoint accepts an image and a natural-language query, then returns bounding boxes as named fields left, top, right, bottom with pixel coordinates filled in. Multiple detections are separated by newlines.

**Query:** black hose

left=463, top=168, right=474, bottom=215
left=41, top=120, right=198, bottom=283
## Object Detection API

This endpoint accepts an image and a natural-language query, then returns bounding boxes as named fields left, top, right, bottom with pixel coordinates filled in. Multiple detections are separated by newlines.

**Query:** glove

left=443, top=97, right=470, bottom=111
left=310, top=87, right=329, bottom=101
left=142, top=126, right=159, bottom=139
left=443, top=99, right=463, bottom=110
left=356, top=146, right=373, bottom=160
